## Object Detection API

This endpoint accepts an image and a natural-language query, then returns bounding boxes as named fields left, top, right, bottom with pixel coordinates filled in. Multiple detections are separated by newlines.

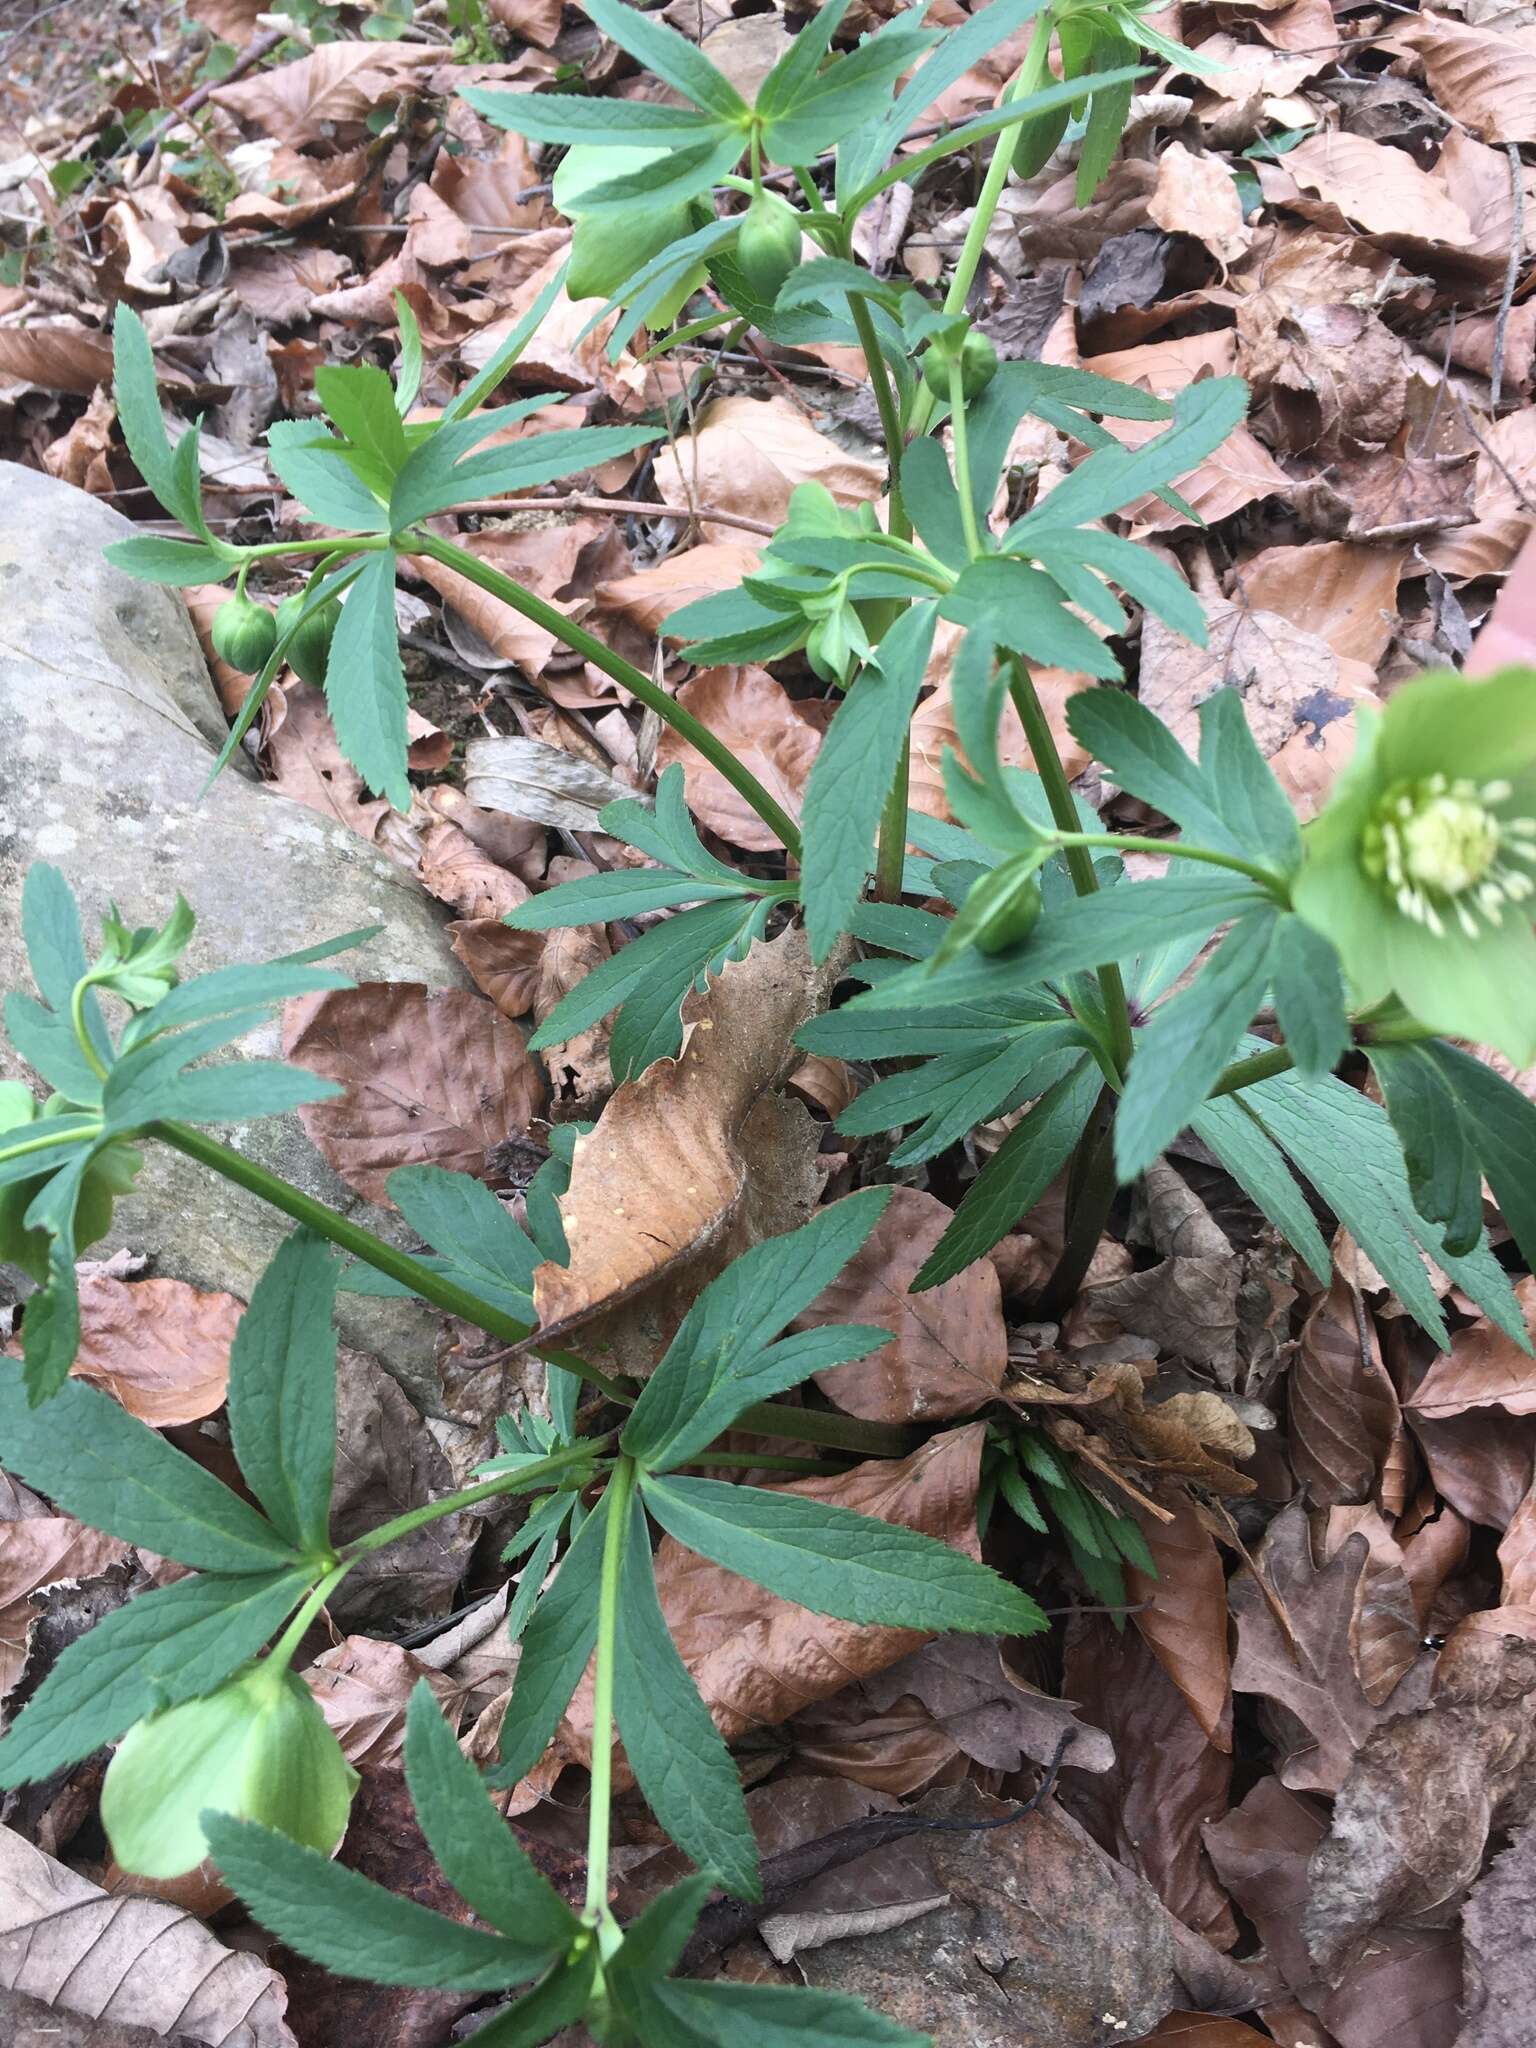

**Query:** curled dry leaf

left=463, top=735, right=636, bottom=832
left=652, top=395, right=884, bottom=544
left=0, top=1520, right=130, bottom=1697
left=304, top=1636, right=458, bottom=1769
left=70, top=1273, right=241, bottom=1426
left=448, top=919, right=546, bottom=1021
left=792, top=1187, right=1007, bottom=1424
left=1147, top=143, right=1252, bottom=267
left=530, top=922, right=839, bottom=1341
left=1387, top=16, right=1536, bottom=146
left=416, top=818, right=528, bottom=923
left=284, top=983, right=545, bottom=1204
left=654, top=666, right=821, bottom=853
left=1408, top=1278, right=1536, bottom=1419
left=212, top=42, right=440, bottom=145
left=1126, top=2015, right=1275, bottom=2045
left=862, top=1633, right=1115, bottom=1775
left=1321, top=1507, right=1424, bottom=1707
left=0, top=1825, right=297, bottom=2047
left=1256, top=132, right=1479, bottom=259
left=1230, top=1499, right=1434, bottom=1794
left=1289, top=1280, right=1402, bottom=1506
left=1127, top=1490, right=1233, bottom=1750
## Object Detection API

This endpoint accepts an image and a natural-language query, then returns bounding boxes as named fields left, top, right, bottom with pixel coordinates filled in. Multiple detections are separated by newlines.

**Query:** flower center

left=1362, top=775, right=1536, bottom=937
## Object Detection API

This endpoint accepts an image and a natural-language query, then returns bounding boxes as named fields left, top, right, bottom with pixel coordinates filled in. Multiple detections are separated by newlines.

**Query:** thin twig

left=1491, top=141, right=1526, bottom=410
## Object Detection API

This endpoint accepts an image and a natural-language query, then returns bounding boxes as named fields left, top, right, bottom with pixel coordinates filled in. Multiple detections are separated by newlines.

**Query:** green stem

left=585, top=1456, right=636, bottom=1924
left=948, top=358, right=985, bottom=559
left=1036, top=1087, right=1117, bottom=1317
left=733, top=1400, right=916, bottom=1456
left=339, top=1441, right=600, bottom=1559
left=846, top=289, right=909, bottom=536
left=71, top=979, right=109, bottom=1084
left=1048, top=829, right=1288, bottom=893
left=1208, top=1044, right=1295, bottom=1098
left=1005, top=658, right=1133, bottom=1077
left=873, top=736, right=912, bottom=905
left=267, top=1563, right=351, bottom=1668
left=238, top=535, right=393, bottom=563
left=409, top=531, right=802, bottom=860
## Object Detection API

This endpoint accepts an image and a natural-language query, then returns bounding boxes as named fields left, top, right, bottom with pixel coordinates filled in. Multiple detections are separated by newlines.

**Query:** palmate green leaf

left=941, top=558, right=1122, bottom=677
left=913, top=1058, right=1101, bottom=1288
left=1235, top=1059, right=1528, bottom=1349
left=841, top=1026, right=1088, bottom=1168
left=652, top=1979, right=933, bottom=2048
left=403, top=1683, right=581, bottom=1948
left=266, top=420, right=389, bottom=532
left=0, top=1566, right=313, bottom=1788
left=0, top=1366, right=297, bottom=1569
left=1270, top=915, right=1349, bottom=1082
left=103, top=1010, right=342, bottom=1129
left=0, top=1114, right=101, bottom=1187
left=18, top=1151, right=86, bottom=1404
left=344, top=1163, right=542, bottom=1324
left=1426, top=1043, right=1536, bottom=1281
left=640, top=1472, right=1046, bottom=1636
left=488, top=1486, right=612, bottom=1788
left=315, top=362, right=409, bottom=479
left=326, top=551, right=411, bottom=811
left=623, top=1190, right=893, bottom=1471
left=1190, top=1094, right=1330, bottom=1284
left=754, top=0, right=851, bottom=136
left=104, top=535, right=233, bottom=584
left=1369, top=1043, right=1486, bottom=1260
left=469, top=1952, right=599, bottom=2048
left=205, top=1814, right=559, bottom=1991
left=802, top=602, right=938, bottom=962
left=1197, top=690, right=1301, bottom=872
left=112, top=305, right=198, bottom=529
left=578, top=131, right=745, bottom=215
left=392, top=421, right=662, bottom=529
left=959, top=362, right=1168, bottom=534
left=586, top=0, right=748, bottom=120
left=1011, top=376, right=1248, bottom=539
left=759, top=20, right=941, bottom=163
left=1066, top=687, right=1236, bottom=854
left=613, top=1494, right=760, bottom=1900
left=226, top=1229, right=339, bottom=1556
left=1115, top=909, right=1279, bottom=1180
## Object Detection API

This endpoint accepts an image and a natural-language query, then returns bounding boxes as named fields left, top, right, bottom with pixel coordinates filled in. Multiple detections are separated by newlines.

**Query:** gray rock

left=0, top=462, right=466, bottom=1403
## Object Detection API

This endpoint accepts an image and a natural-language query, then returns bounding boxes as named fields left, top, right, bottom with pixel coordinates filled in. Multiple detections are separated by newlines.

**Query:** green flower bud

left=966, top=862, right=1043, bottom=955
left=102, top=1661, right=358, bottom=1879
left=209, top=595, right=278, bottom=677
left=275, top=594, right=342, bottom=688
left=734, top=192, right=803, bottom=306
left=921, top=328, right=999, bottom=403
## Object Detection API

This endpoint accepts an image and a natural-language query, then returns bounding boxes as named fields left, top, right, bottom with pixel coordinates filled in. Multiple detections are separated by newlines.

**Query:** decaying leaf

left=652, top=395, right=884, bottom=545
left=70, top=1273, right=241, bottom=1426
left=1289, top=1280, right=1402, bottom=1506
left=653, top=666, right=821, bottom=853
left=1128, top=1491, right=1233, bottom=1750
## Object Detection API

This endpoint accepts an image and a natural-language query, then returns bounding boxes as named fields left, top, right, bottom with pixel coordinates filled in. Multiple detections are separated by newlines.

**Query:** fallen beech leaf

left=1258, top=131, right=1478, bottom=253
left=284, top=982, right=545, bottom=1203
left=0, top=322, right=115, bottom=398
left=908, top=649, right=1088, bottom=821
left=1239, top=542, right=1405, bottom=667
left=463, top=735, right=636, bottom=832
left=1237, top=293, right=1408, bottom=455
left=1147, top=143, right=1251, bottom=267
left=1409, top=1406, right=1536, bottom=1531
left=1063, top=1613, right=1236, bottom=1950
left=264, top=682, right=389, bottom=842
left=212, top=42, right=439, bottom=145
left=1388, top=16, right=1536, bottom=145
left=488, top=0, right=565, bottom=46
left=654, top=666, right=820, bottom=852
left=449, top=919, right=546, bottom=1020
left=1230, top=1499, right=1433, bottom=1794
left=786, top=1683, right=973, bottom=1798
left=1409, top=1278, right=1536, bottom=1419
left=1204, top=1774, right=1327, bottom=2004
left=793, top=1187, right=1006, bottom=1423
left=0, top=1824, right=297, bottom=2046
left=1498, top=1479, right=1536, bottom=1607
left=0, top=1520, right=129, bottom=1696
left=228, top=244, right=351, bottom=325
left=1290, top=1280, right=1402, bottom=1505
left=1127, top=2018, right=1274, bottom=2046
left=304, top=1635, right=457, bottom=1768
left=1321, top=1507, right=1423, bottom=1707
left=862, top=1633, right=1115, bottom=1774
left=531, top=923, right=837, bottom=1341
left=416, top=515, right=605, bottom=681
left=1458, top=1820, right=1536, bottom=2048
left=1127, top=1491, right=1232, bottom=1749
left=599, top=543, right=763, bottom=641
left=1083, top=1255, right=1240, bottom=1381
left=652, top=395, right=884, bottom=544
left=416, top=818, right=529, bottom=923
left=70, top=1274, right=241, bottom=1426
left=41, top=387, right=115, bottom=496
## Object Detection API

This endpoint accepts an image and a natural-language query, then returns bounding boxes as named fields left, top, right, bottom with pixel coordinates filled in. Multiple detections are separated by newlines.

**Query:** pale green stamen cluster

left=1361, top=774, right=1536, bottom=937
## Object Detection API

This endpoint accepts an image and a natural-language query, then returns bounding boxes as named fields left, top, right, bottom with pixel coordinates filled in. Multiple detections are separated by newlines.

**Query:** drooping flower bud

left=102, top=1661, right=358, bottom=1879
left=734, top=192, right=803, bottom=306
left=210, top=595, right=278, bottom=677
left=275, top=594, right=342, bottom=689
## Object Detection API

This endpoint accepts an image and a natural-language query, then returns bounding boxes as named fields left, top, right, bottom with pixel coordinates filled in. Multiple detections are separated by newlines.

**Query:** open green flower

left=101, top=1660, right=357, bottom=1878
left=1293, top=666, right=1536, bottom=1063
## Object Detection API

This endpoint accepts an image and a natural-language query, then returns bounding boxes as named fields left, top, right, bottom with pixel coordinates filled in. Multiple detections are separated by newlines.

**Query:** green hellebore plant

left=1293, top=666, right=1536, bottom=1064
left=101, top=1659, right=358, bottom=1879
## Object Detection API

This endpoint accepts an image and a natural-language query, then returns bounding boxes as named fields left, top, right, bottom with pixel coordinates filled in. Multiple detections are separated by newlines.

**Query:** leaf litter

left=7, top=0, right=1536, bottom=2042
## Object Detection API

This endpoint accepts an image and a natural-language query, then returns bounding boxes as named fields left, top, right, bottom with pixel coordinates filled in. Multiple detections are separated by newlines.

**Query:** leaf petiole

left=584, top=1455, right=636, bottom=1928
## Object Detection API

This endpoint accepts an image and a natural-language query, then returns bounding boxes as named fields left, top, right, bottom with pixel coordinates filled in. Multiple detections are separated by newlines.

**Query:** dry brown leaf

left=70, top=1274, right=241, bottom=1426
left=41, top=388, right=115, bottom=495
left=1426, top=407, right=1536, bottom=583
left=1127, top=2021, right=1274, bottom=2047
left=416, top=818, right=529, bottom=922
left=1238, top=542, right=1404, bottom=667
left=227, top=244, right=351, bottom=325
left=1083, top=1257, right=1239, bottom=1380
left=1257, top=131, right=1478, bottom=253
left=1408, top=1279, right=1536, bottom=1419
left=1230, top=1500, right=1434, bottom=1794
left=449, top=920, right=546, bottom=1020
left=653, top=666, right=821, bottom=852
left=862, top=1634, right=1115, bottom=1775
left=599, top=543, right=763, bottom=640
left=284, top=983, right=545, bottom=1204
left=1409, top=1406, right=1536, bottom=1532
left=1289, top=1281, right=1402, bottom=1506
left=530, top=923, right=836, bottom=1342
left=304, top=1635, right=457, bottom=1769
left=532, top=919, right=613, bottom=1116
left=1063, top=1612, right=1236, bottom=1949
left=792, top=1187, right=1006, bottom=1424
left=0, top=1825, right=297, bottom=2045
left=652, top=395, right=884, bottom=543
left=1321, top=1507, right=1423, bottom=1708
left=459, top=248, right=647, bottom=404
left=908, top=651, right=1088, bottom=821
left=1147, top=143, right=1252, bottom=267
left=488, top=0, right=566, bottom=45
left=0, top=1521, right=129, bottom=1697
left=212, top=42, right=440, bottom=146
left=1237, top=295, right=1407, bottom=455
left=1388, top=16, right=1536, bottom=145
left=263, top=682, right=389, bottom=841
left=1458, top=1820, right=1536, bottom=2048
left=1126, top=1491, right=1232, bottom=1750
left=1497, top=1478, right=1536, bottom=1608
left=0, top=322, right=116, bottom=398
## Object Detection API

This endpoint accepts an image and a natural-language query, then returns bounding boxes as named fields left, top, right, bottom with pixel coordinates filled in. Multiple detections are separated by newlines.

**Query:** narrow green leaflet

left=444, top=264, right=567, bottom=422
left=606, top=1874, right=713, bottom=2002
left=103, top=536, right=232, bottom=584
left=1270, top=915, right=1349, bottom=1082
left=1066, top=687, right=1239, bottom=856
left=838, top=1025, right=1087, bottom=1168
left=941, top=558, right=1121, bottom=677
left=265, top=421, right=389, bottom=532
left=1196, top=690, right=1302, bottom=873
left=1071, top=22, right=1138, bottom=203
left=585, top=0, right=749, bottom=121
left=346, top=1163, right=542, bottom=1324
left=225, top=1229, right=339, bottom=1556
left=640, top=1473, right=1046, bottom=1635
left=612, top=1494, right=760, bottom=1900
left=18, top=1151, right=86, bottom=1403
left=0, top=1367, right=298, bottom=1571
left=1115, top=909, right=1279, bottom=1181
left=622, top=1190, right=893, bottom=1471
left=1189, top=1094, right=1330, bottom=1284
left=393, top=292, right=423, bottom=416
left=488, top=1486, right=612, bottom=1788
left=1427, top=1043, right=1536, bottom=1279
left=204, top=1816, right=559, bottom=1991
left=462, top=86, right=725, bottom=147
left=0, top=1566, right=313, bottom=1788
left=403, top=1684, right=580, bottom=1948
left=391, top=421, right=660, bottom=530
left=314, top=362, right=409, bottom=479
left=654, top=1979, right=933, bottom=2048
left=1010, top=377, right=1249, bottom=538
left=1369, top=1043, right=1486, bottom=1260
left=103, top=1012, right=341, bottom=1128
left=326, top=550, right=411, bottom=810
left=801, top=603, right=938, bottom=961
left=577, top=132, right=745, bottom=215
left=118, top=944, right=363, bottom=1050
left=468, top=1953, right=599, bottom=2048
left=758, top=18, right=941, bottom=162
left=912, top=1058, right=1100, bottom=1288
left=112, top=305, right=198, bottom=529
